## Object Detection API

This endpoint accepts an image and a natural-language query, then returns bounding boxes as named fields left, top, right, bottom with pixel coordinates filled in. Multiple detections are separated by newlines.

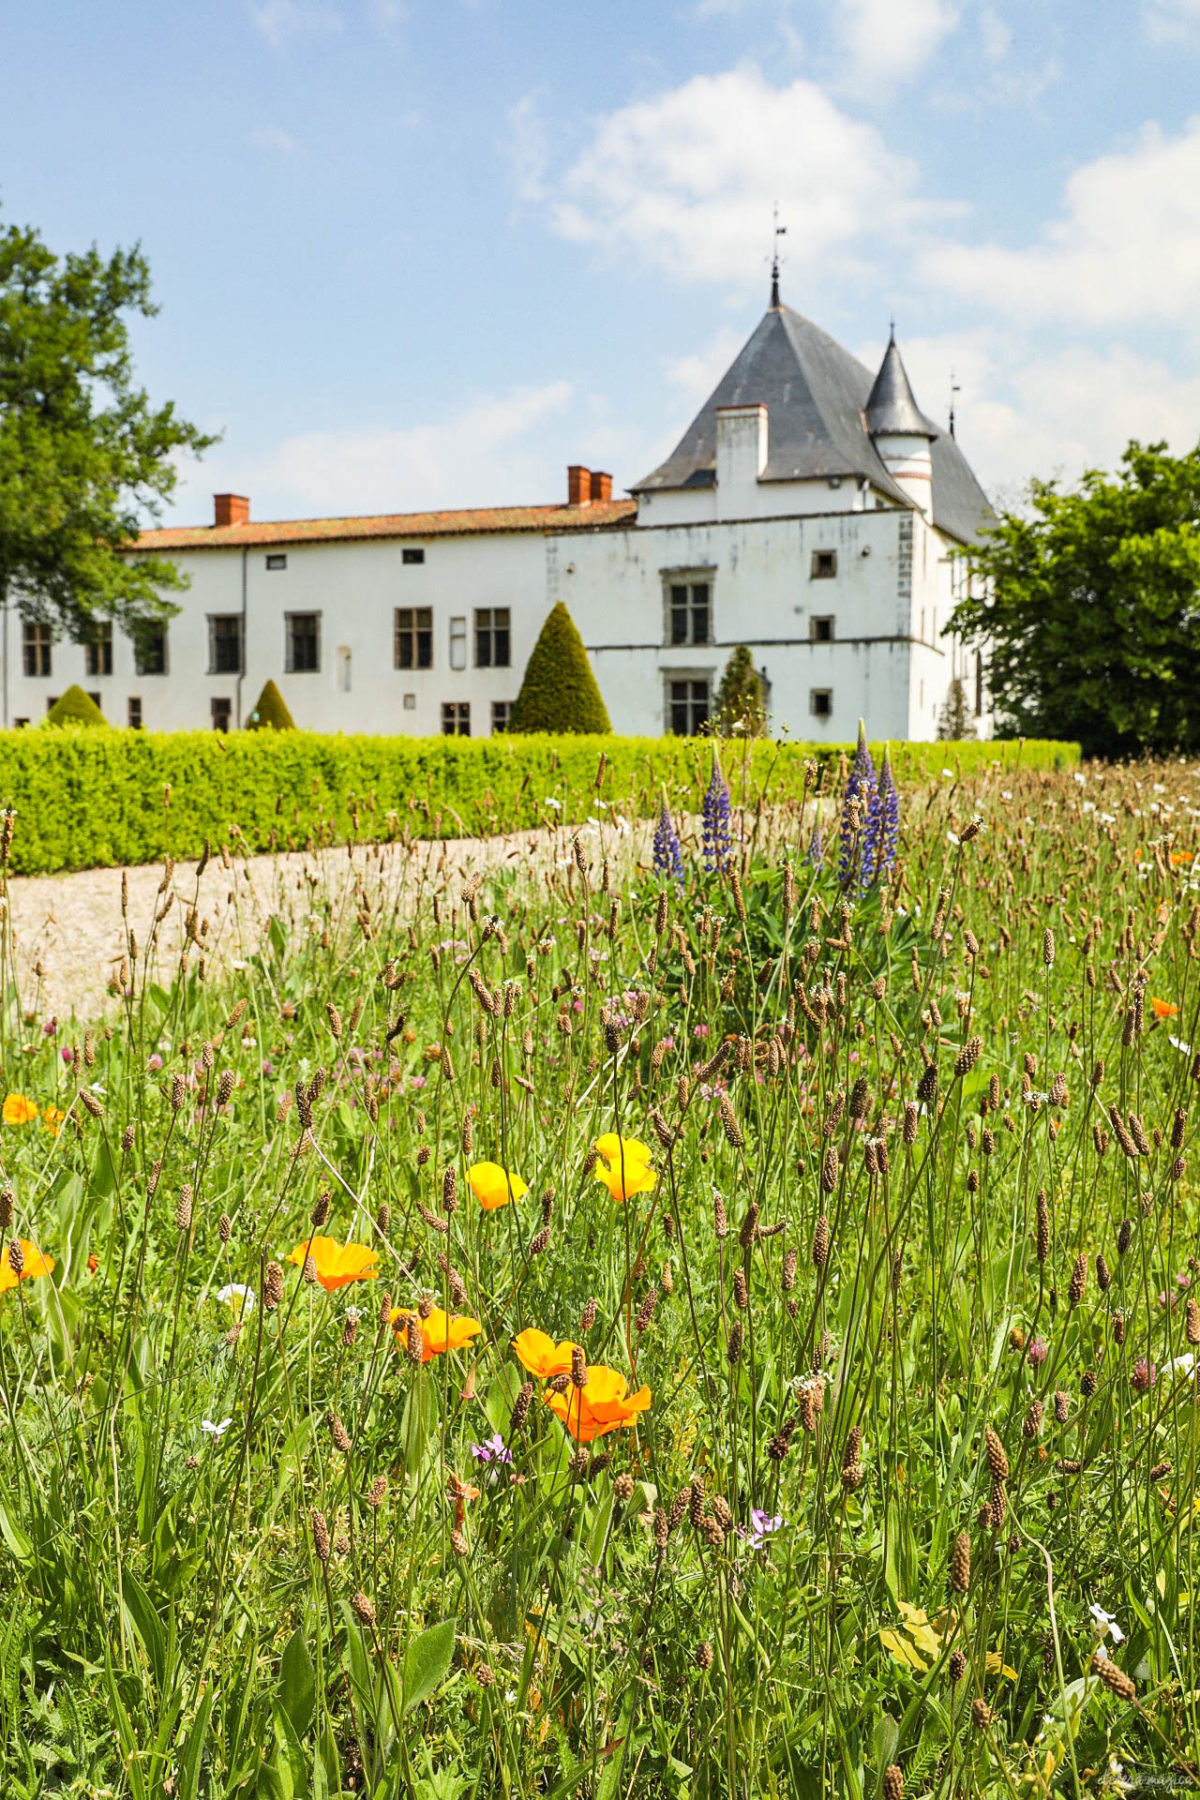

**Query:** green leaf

left=402, top=1619, right=456, bottom=1717
left=279, top=1627, right=315, bottom=1738
left=177, top=1690, right=212, bottom=1800
left=120, top=1568, right=167, bottom=1691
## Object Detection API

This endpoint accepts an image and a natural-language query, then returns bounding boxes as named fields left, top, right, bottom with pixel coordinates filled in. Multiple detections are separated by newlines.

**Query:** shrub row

left=0, top=730, right=1080, bottom=875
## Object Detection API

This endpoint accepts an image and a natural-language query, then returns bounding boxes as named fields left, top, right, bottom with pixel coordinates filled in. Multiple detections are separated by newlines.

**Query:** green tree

left=948, top=441, right=1200, bottom=757
left=0, top=209, right=215, bottom=650
left=45, top=685, right=106, bottom=727
left=936, top=677, right=976, bottom=741
left=509, top=602, right=611, bottom=734
left=246, top=679, right=296, bottom=730
left=713, top=645, right=766, bottom=736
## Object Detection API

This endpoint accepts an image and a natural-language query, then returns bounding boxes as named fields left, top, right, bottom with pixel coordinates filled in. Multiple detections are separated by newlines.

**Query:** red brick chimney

left=567, top=465, right=591, bottom=507
left=214, top=493, right=250, bottom=527
left=590, top=471, right=613, bottom=502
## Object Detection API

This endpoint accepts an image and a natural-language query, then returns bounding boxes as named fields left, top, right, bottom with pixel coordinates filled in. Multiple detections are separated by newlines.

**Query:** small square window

left=13, top=718, right=28, bottom=729
left=403, top=693, right=416, bottom=711
left=666, top=676, right=711, bottom=736
left=402, top=547, right=425, bottom=565
left=266, top=553, right=287, bottom=571
left=87, top=692, right=101, bottom=709
left=491, top=701, right=511, bottom=734
left=441, top=701, right=470, bottom=736
left=810, top=616, right=835, bottom=644
left=810, top=688, right=833, bottom=720
left=211, top=697, right=232, bottom=732
left=46, top=696, right=58, bottom=713
left=128, top=697, right=143, bottom=729
left=811, top=550, right=837, bottom=579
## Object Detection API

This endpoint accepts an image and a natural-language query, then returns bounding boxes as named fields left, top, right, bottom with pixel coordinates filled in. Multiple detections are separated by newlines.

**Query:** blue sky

left=4, top=0, right=1200, bottom=521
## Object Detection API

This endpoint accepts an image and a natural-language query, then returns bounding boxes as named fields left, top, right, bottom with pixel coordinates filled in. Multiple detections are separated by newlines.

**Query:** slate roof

left=133, top=499, right=637, bottom=553
left=865, top=333, right=939, bottom=437
left=635, top=303, right=993, bottom=545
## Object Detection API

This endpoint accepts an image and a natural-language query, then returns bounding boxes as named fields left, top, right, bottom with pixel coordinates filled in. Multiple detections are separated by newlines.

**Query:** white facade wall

left=0, top=489, right=989, bottom=743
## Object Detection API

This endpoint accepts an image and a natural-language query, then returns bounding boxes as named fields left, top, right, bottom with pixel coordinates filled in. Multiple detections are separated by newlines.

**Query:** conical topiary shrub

left=245, top=679, right=296, bottom=730
left=45, top=685, right=106, bottom=727
left=713, top=645, right=766, bottom=736
left=509, top=602, right=611, bottom=734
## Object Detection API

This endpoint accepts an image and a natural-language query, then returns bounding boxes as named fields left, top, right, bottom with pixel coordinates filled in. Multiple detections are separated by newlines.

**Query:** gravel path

left=5, top=823, right=648, bottom=1023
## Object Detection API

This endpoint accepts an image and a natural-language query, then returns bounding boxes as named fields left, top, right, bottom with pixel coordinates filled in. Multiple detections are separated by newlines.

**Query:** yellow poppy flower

left=545, top=1363, right=651, bottom=1441
left=3, top=1094, right=39, bottom=1127
left=468, top=1161, right=528, bottom=1211
left=390, top=1306, right=483, bottom=1362
left=513, top=1327, right=578, bottom=1379
left=593, top=1133, right=656, bottom=1202
left=285, top=1235, right=379, bottom=1291
left=0, top=1239, right=55, bottom=1293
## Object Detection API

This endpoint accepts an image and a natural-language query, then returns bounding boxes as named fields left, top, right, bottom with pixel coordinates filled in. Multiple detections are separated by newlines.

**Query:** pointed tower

left=865, top=331, right=938, bottom=515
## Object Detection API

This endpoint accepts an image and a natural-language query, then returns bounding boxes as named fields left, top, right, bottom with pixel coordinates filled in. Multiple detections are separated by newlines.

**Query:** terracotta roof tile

left=132, top=498, right=638, bottom=553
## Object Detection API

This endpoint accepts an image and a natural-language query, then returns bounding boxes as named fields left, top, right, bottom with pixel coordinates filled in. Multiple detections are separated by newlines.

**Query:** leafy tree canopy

left=713, top=645, right=766, bottom=737
left=0, top=208, right=215, bottom=644
left=948, top=441, right=1200, bottom=758
left=509, top=602, right=611, bottom=734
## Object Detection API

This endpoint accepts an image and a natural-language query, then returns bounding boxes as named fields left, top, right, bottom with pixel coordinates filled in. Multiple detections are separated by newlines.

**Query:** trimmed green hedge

left=0, top=730, right=1080, bottom=875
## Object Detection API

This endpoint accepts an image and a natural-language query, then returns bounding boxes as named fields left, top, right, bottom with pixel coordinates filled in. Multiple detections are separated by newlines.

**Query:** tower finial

left=770, top=204, right=787, bottom=307
left=949, top=370, right=961, bottom=438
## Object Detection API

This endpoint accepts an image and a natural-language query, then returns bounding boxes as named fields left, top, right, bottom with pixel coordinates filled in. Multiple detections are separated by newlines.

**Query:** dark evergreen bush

left=44, top=685, right=107, bottom=728
left=509, top=603, right=611, bottom=734
left=246, top=680, right=296, bottom=730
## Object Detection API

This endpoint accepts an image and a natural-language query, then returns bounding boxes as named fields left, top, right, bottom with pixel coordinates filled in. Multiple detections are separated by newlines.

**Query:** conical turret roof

left=865, top=332, right=939, bottom=438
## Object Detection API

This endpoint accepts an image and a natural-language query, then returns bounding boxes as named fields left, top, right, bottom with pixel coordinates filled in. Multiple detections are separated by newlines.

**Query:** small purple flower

left=261, top=1059, right=274, bottom=1077
left=471, top=1433, right=513, bottom=1466
left=148, top=1053, right=163, bottom=1071
left=653, top=797, right=684, bottom=884
left=1027, top=1336, right=1048, bottom=1368
left=409, top=1074, right=427, bottom=1091
left=804, top=820, right=824, bottom=872
left=701, top=754, right=733, bottom=873
left=737, top=1509, right=784, bottom=1550
left=1131, top=1356, right=1156, bottom=1394
left=42, top=1018, right=57, bottom=1038
left=62, top=1046, right=74, bottom=1065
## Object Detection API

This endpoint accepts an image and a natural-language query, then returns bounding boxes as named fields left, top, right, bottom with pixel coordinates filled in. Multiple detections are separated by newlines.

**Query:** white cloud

left=250, top=125, right=300, bottom=155
left=250, top=0, right=343, bottom=47
left=243, top=382, right=576, bottom=515
left=1143, top=0, right=1200, bottom=42
left=834, top=0, right=959, bottom=92
left=663, top=326, right=746, bottom=407
left=979, top=4, right=1012, bottom=59
left=922, top=117, right=1200, bottom=325
left=550, top=67, right=947, bottom=289
left=893, top=332, right=1200, bottom=501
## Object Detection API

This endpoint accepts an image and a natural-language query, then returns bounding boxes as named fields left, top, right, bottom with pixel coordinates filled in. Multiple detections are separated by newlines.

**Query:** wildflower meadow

left=0, top=739, right=1197, bottom=1798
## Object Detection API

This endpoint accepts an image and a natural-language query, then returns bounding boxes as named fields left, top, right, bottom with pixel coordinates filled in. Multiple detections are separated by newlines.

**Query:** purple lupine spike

left=653, top=796, right=684, bottom=884
left=701, top=754, right=732, bottom=873
left=860, top=749, right=899, bottom=890
left=804, top=820, right=824, bottom=872
left=839, top=721, right=876, bottom=889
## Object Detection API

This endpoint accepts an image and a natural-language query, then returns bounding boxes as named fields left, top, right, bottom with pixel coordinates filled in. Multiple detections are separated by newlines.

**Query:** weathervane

left=770, top=204, right=787, bottom=307
left=949, top=370, right=961, bottom=437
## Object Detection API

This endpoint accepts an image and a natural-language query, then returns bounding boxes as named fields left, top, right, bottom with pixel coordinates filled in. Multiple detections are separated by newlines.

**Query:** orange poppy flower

left=285, top=1235, right=378, bottom=1290
left=1171, top=851, right=1194, bottom=867
left=0, top=1239, right=55, bottom=1293
left=513, top=1327, right=578, bottom=1379
left=545, top=1364, right=651, bottom=1442
left=1151, top=998, right=1180, bottom=1019
left=467, top=1161, right=528, bottom=1211
left=593, top=1133, right=656, bottom=1202
left=390, top=1306, right=483, bottom=1362
left=3, top=1094, right=38, bottom=1127
left=42, top=1106, right=65, bottom=1138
